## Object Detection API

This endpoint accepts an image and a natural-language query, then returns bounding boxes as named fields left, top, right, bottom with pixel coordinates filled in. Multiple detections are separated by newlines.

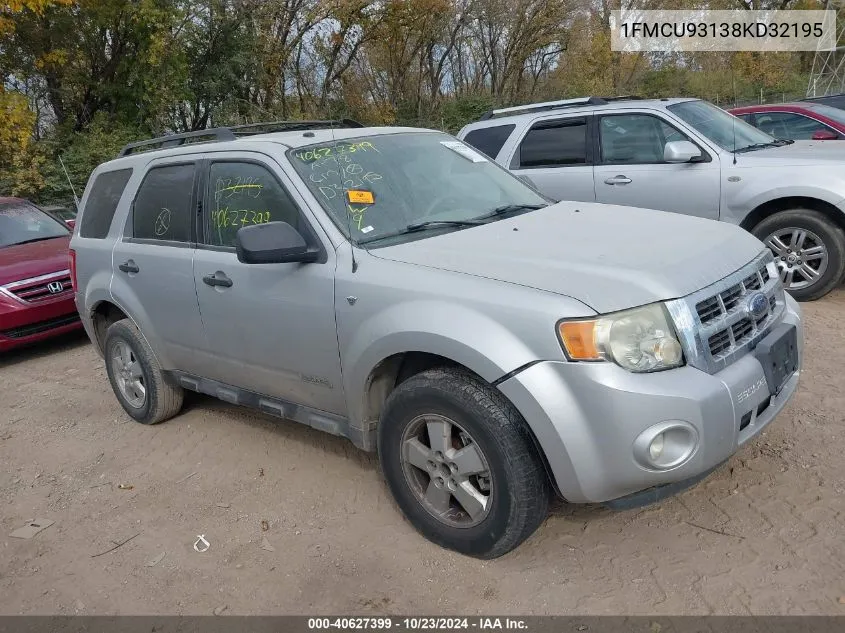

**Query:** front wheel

left=378, top=368, right=550, bottom=559
left=753, top=209, right=845, bottom=301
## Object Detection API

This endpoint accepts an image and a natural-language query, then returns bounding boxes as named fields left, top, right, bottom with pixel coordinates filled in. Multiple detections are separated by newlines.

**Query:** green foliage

left=34, top=116, right=144, bottom=205
left=437, top=95, right=497, bottom=133
left=0, top=0, right=819, bottom=202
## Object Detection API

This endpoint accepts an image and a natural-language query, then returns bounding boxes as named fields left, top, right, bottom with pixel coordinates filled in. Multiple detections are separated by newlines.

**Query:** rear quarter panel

left=71, top=162, right=146, bottom=353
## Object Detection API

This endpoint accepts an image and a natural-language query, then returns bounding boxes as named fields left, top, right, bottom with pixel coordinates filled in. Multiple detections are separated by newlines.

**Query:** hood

left=370, top=202, right=764, bottom=314
left=732, top=139, right=845, bottom=166
left=0, top=236, right=72, bottom=287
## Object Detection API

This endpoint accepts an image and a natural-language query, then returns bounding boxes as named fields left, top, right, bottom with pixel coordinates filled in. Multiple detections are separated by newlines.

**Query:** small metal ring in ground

left=111, top=340, right=146, bottom=408
left=764, top=227, right=828, bottom=291
left=400, top=413, right=493, bottom=528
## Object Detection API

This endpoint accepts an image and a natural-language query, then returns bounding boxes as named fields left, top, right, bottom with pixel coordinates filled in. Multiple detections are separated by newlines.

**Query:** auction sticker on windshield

left=440, top=141, right=488, bottom=163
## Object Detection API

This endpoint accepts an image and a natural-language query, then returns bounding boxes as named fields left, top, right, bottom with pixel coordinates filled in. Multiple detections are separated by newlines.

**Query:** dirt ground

left=1, top=288, right=844, bottom=616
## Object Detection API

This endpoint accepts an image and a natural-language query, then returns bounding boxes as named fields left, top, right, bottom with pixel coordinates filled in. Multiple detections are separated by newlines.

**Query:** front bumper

left=498, top=294, right=803, bottom=504
left=0, top=294, right=82, bottom=351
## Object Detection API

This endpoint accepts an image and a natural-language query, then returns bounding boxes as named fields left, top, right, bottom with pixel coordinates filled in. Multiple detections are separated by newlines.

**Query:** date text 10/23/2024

left=308, top=618, right=529, bottom=631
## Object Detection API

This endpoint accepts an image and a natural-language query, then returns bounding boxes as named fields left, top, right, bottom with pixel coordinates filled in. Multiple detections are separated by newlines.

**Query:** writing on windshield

left=292, top=141, right=385, bottom=232
left=288, top=132, right=548, bottom=247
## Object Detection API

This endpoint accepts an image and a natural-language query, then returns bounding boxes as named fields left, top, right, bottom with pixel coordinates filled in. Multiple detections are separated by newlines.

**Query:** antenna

left=732, top=112, right=737, bottom=165
left=58, top=155, right=80, bottom=209
left=731, top=69, right=738, bottom=165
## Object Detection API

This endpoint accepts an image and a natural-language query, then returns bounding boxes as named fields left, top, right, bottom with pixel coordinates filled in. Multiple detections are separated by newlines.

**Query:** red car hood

left=0, top=236, right=72, bottom=286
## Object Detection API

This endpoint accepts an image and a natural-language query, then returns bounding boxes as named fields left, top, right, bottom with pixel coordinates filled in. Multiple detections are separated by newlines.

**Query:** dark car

left=41, top=204, right=77, bottom=228
left=802, top=93, right=845, bottom=111
left=729, top=103, right=845, bottom=141
left=0, top=197, right=82, bottom=351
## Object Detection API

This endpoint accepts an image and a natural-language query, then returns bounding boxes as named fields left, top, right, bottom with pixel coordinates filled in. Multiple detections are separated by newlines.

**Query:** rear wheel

left=753, top=209, right=845, bottom=301
left=378, top=368, right=549, bottom=558
left=104, top=319, right=183, bottom=424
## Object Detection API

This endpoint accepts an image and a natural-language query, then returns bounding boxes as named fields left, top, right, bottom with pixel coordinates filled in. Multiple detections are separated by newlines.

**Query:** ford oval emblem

left=747, top=292, right=769, bottom=320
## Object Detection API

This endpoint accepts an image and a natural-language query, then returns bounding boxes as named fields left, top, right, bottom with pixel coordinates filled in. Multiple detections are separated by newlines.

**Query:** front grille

left=730, top=317, right=753, bottom=343
left=695, top=266, right=770, bottom=326
left=1, top=271, right=73, bottom=304
left=708, top=329, right=732, bottom=356
left=1, top=313, right=80, bottom=339
left=666, top=251, right=786, bottom=375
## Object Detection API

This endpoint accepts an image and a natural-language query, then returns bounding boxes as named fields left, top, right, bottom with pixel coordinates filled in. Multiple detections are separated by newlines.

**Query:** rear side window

left=79, top=169, right=133, bottom=238
left=518, top=118, right=587, bottom=167
left=463, top=124, right=515, bottom=159
left=132, top=164, right=195, bottom=242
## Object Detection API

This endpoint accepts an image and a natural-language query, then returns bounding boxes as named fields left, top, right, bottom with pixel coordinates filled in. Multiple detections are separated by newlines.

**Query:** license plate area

left=754, top=324, right=798, bottom=397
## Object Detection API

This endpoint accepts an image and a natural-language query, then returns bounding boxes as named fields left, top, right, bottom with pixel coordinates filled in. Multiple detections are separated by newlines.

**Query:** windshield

left=0, top=201, right=70, bottom=248
left=668, top=100, right=775, bottom=151
left=804, top=103, right=845, bottom=126
left=288, top=132, right=549, bottom=246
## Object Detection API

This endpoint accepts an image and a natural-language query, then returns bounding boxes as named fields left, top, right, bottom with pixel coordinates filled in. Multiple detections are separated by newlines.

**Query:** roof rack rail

left=478, top=95, right=643, bottom=121
left=600, top=95, right=643, bottom=102
left=227, top=118, right=365, bottom=136
left=117, top=119, right=365, bottom=157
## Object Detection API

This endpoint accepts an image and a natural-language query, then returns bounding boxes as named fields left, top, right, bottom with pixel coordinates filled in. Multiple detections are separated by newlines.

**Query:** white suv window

left=517, top=118, right=588, bottom=168
left=599, top=114, right=691, bottom=164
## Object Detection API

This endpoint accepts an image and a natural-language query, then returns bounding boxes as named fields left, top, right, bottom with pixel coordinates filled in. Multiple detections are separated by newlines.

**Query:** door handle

left=604, top=175, right=632, bottom=185
left=203, top=272, right=233, bottom=288
left=118, top=260, right=139, bottom=274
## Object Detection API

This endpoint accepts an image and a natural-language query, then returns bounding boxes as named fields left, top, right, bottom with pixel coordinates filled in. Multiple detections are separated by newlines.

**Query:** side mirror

left=664, top=140, right=702, bottom=163
left=65, top=219, right=76, bottom=229
left=235, top=221, right=318, bottom=264
left=812, top=129, right=838, bottom=140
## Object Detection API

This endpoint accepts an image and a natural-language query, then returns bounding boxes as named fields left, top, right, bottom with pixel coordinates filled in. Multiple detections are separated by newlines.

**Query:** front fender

left=343, top=300, right=546, bottom=427
left=726, top=181, right=845, bottom=225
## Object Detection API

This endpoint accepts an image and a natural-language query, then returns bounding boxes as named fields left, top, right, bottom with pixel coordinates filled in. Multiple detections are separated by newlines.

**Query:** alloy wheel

left=400, top=413, right=493, bottom=528
left=764, top=227, right=828, bottom=291
left=111, top=340, right=146, bottom=408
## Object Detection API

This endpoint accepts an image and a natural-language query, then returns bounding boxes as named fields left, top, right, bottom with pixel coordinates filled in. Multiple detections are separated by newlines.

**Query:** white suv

left=458, top=96, right=845, bottom=301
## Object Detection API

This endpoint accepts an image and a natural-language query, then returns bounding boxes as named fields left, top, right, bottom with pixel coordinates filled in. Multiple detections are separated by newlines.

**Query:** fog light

left=649, top=433, right=665, bottom=460
left=633, top=421, right=698, bottom=471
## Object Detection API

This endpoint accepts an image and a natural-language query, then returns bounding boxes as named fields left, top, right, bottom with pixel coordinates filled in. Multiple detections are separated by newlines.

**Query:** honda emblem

left=47, top=281, right=64, bottom=294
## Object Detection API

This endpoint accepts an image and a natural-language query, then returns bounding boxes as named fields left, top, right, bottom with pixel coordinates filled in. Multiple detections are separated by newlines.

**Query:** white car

left=459, top=96, right=845, bottom=301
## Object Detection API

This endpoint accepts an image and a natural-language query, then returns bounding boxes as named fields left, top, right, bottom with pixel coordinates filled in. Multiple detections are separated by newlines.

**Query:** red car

left=728, top=102, right=845, bottom=141
left=0, top=197, right=82, bottom=351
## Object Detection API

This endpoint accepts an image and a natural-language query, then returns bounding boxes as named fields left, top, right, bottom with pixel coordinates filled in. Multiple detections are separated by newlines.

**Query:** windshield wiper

left=735, top=139, right=793, bottom=153
left=357, top=204, right=547, bottom=246
left=9, top=236, right=64, bottom=246
left=358, top=219, right=482, bottom=245
left=405, top=219, right=484, bottom=231
left=471, top=203, right=546, bottom=221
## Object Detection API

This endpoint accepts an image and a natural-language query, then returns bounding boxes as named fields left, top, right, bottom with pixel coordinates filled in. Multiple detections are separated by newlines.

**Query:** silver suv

left=458, top=96, right=845, bottom=301
left=71, top=121, right=803, bottom=558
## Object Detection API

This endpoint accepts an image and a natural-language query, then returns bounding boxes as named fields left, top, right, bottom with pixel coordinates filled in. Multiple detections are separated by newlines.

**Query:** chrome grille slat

left=0, top=271, right=72, bottom=304
left=666, top=251, right=786, bottom=375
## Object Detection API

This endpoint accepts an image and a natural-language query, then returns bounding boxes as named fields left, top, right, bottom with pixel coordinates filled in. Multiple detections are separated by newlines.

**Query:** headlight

left=557, top=303, right=684, bottom=373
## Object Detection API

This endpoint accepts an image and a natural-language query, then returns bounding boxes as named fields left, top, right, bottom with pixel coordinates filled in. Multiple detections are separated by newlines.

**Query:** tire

left=752, top=209, right=845, bottom=301
left=378, top=367, right=550, bottom=559
left=104, top=319, right=183, bottom=425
